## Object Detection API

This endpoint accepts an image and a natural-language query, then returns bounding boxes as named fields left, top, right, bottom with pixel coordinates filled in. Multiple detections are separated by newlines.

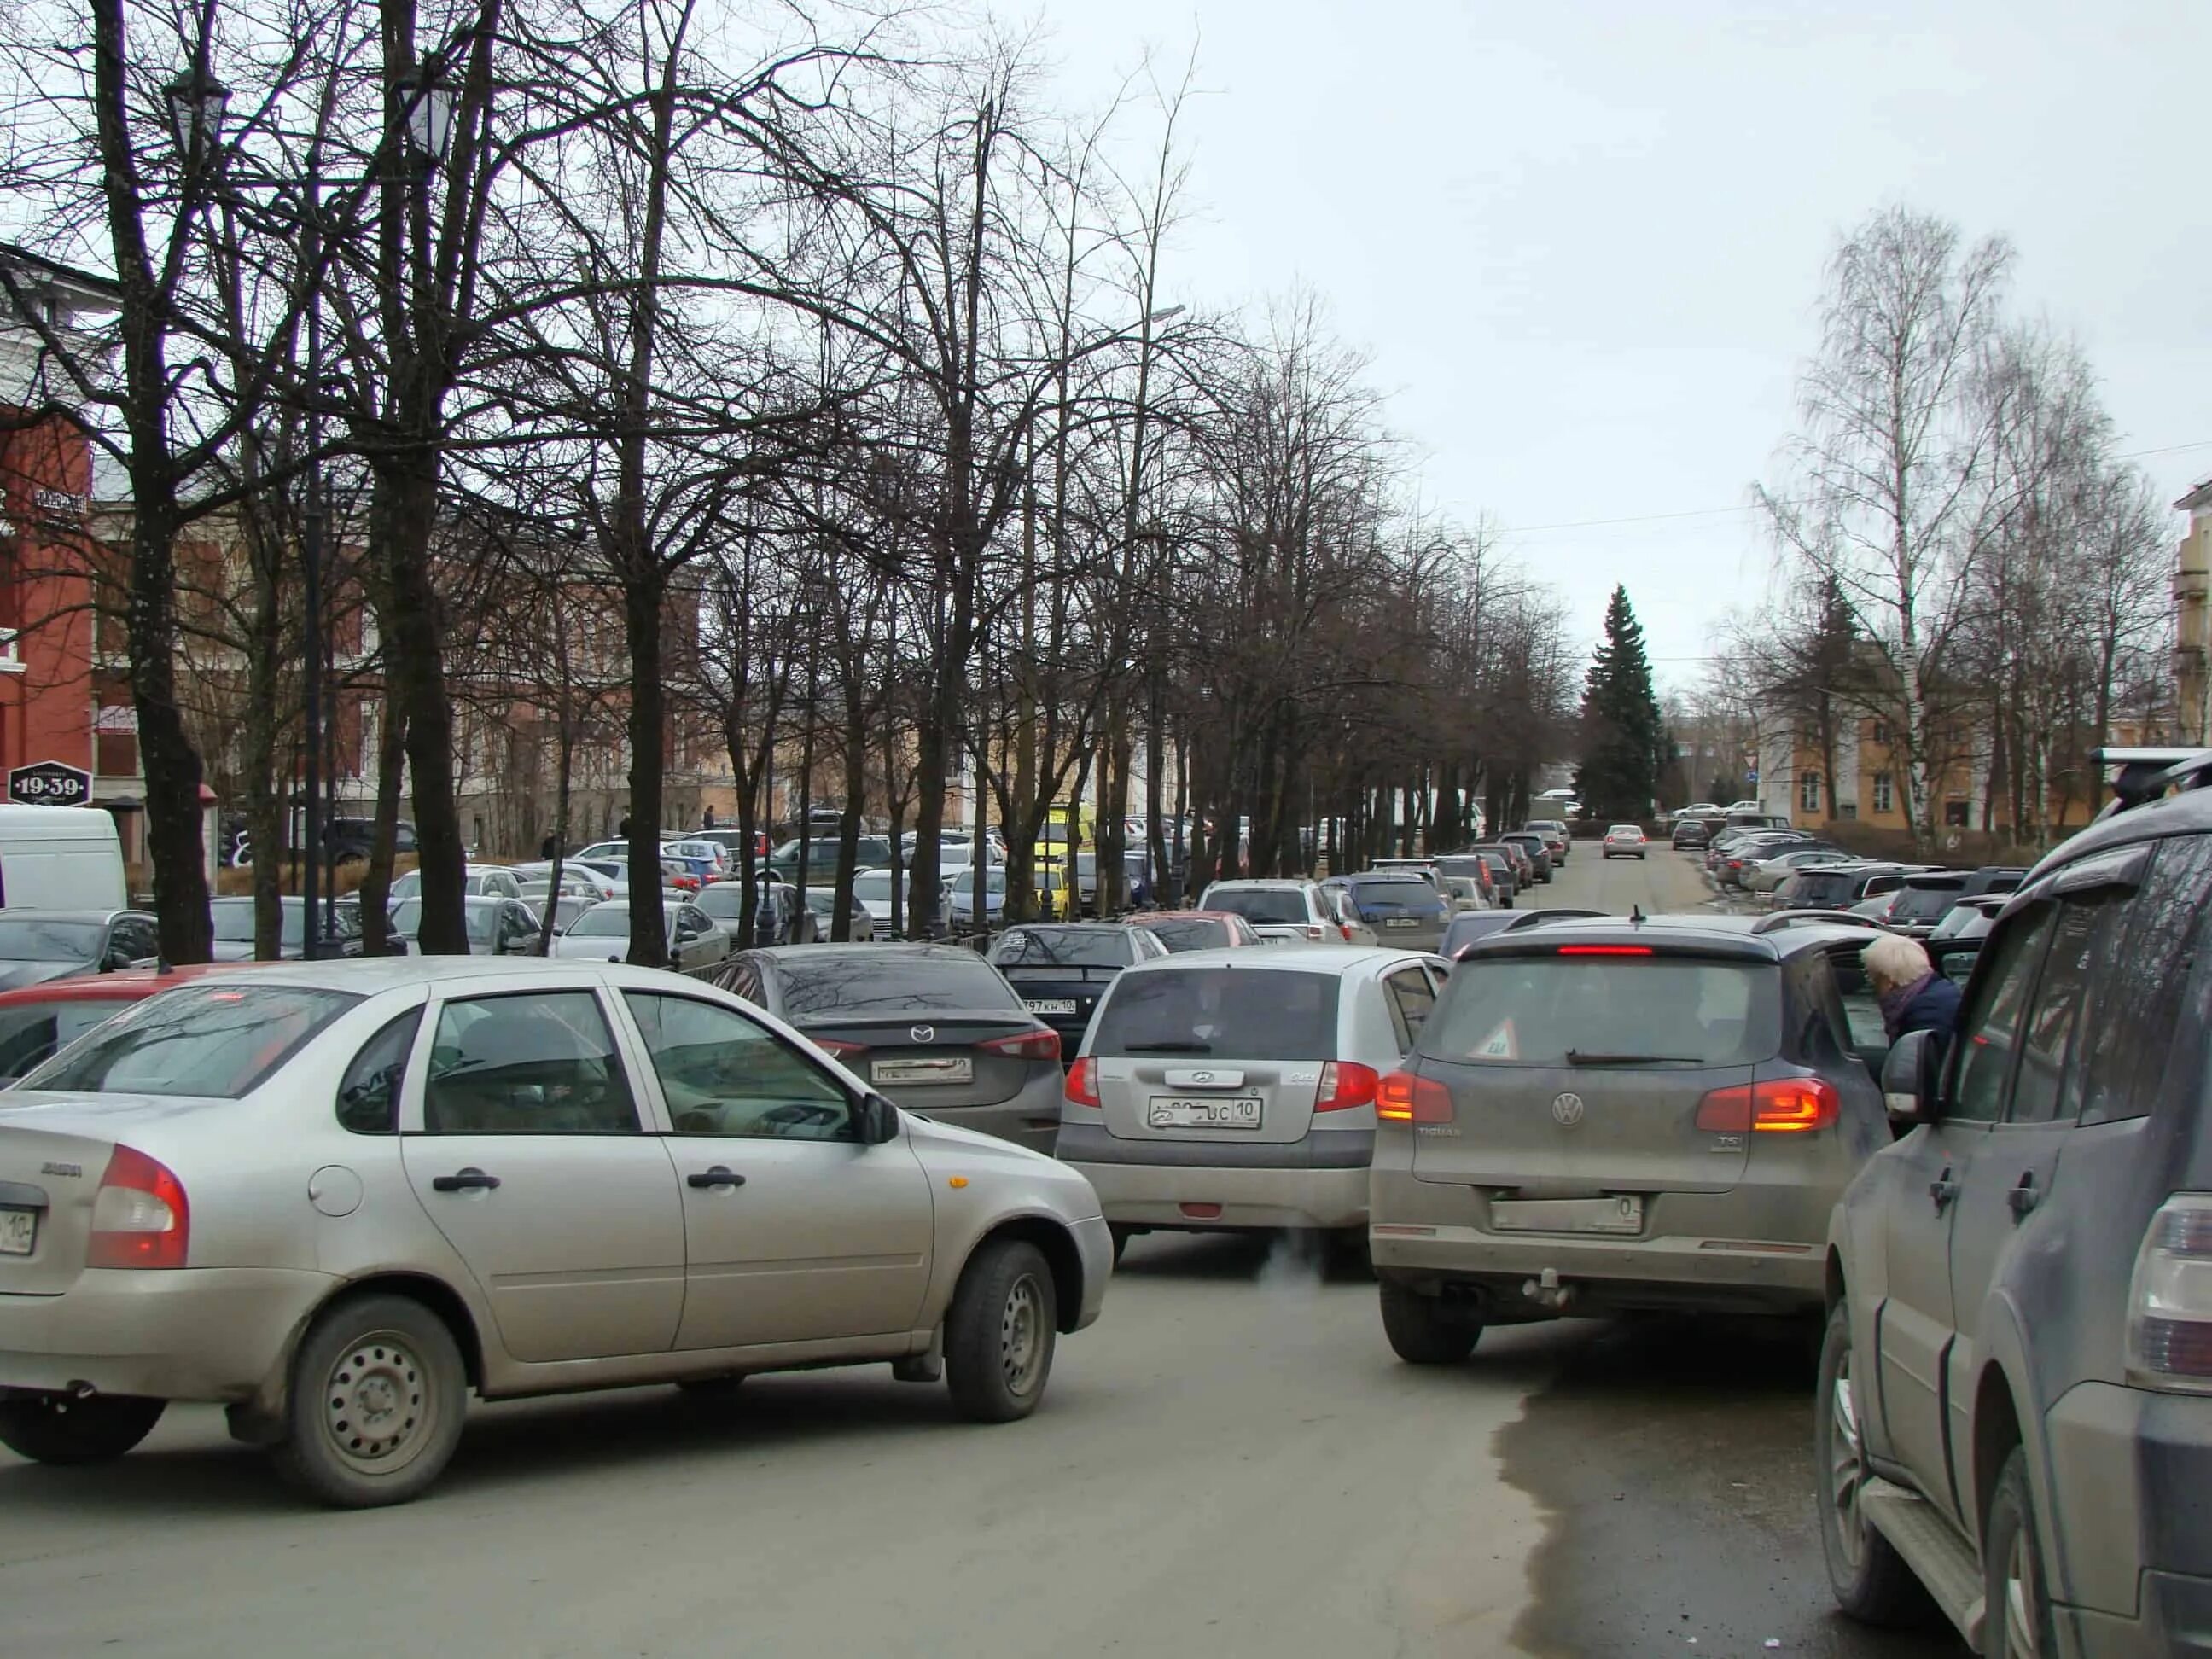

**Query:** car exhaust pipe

left=1521, top=1268, right=1575, bottom=1312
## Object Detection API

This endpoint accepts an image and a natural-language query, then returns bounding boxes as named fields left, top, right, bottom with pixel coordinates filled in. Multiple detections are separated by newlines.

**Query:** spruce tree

left=1574, top=586, right=1665, bottom=822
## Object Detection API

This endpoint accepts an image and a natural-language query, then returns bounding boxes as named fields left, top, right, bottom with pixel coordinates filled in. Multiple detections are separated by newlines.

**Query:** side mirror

left=859, top=1093, right=901, bottom=1144
left=1880, top=1028, right=1947, bottom=1125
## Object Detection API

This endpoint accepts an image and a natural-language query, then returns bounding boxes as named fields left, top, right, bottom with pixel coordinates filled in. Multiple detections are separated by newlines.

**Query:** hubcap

left=323, top=1331, right=433, bottom=1476
left=1000, top=1273, right=1043, bottom=1395
left=1828, top=1358, right=1866, bottom=1569
left=2005, top=1519, right=2042, bottom=1659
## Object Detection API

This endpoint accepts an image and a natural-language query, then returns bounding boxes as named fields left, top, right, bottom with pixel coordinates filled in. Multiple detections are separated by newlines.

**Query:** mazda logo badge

left=911, top=1025, right=935, bottom=1044
left=1551, top=1091, right=1585, bottom=1127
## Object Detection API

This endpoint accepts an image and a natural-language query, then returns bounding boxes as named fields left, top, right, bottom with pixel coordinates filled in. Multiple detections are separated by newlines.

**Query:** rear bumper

left=2044, top=1380, right=2212, bottom=1639
left=1058, top=1124, right=1371, bottom=1231
left=905, top=1069, right=1065, bottom=1155
left=1369, top=1224, right=1825, bottom=1312
left=0, top=1267, right=336, bottom=1404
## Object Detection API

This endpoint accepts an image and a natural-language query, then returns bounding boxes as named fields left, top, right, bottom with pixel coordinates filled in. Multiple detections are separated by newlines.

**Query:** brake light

left=2129, top=1196, right=2212, bottom=1391
left=814, top=1038, right=865, bottom=1057
left=1693, top=1078, right=1839, bottom=1134
left=1300, top=924, right=1325, bottom=941
left=1557, top=946, right=1654, bottom=957
left=1315, top=1060, right=1379, bottom=1111
left=981, top=1029, right=1062, bottom=1064
left=1064, top=1055, right=1101, bottom=1109
left=1376, top=1070, right=1453, bottom=1124
left=87, top=1144, right=189, bottom=1270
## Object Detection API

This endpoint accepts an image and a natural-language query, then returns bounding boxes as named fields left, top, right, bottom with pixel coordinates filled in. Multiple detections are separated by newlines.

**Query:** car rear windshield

left=1423, top=954, right=1776, bottom=1068
left=1204, top=888, right=1309, bottom=924
left=1433, top=858, right=1489, bottom=879
left=1348, top=877, right=1440, bottom=909
left=1147, top=917, right=1230, bottom=952
left=18, top=985, right=361, bottom=1097
left=0, top=999, right=129, bottom=1079
left=1889, top=882, right=1965, bottom=923
left=989, top=928, right=1132, bottom=968
left=776, top=955, right=1022, bottom=1017
left=1790, top=870, right=1858, bottom=905
left=1090, top=968, right=1340, bottom=1061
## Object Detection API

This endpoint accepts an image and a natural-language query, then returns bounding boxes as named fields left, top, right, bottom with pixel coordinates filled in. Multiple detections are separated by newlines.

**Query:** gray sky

left=1044, top=0, right=2212, bottom=691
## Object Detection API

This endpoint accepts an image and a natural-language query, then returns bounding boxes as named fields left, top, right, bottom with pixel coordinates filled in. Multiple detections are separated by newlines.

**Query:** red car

left=0, top=963, right=260, bottom=1083
left=1133, top=910, right=1267, bottom=953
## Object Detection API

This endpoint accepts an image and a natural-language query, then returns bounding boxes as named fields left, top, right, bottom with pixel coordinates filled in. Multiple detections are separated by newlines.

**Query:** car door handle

left=1929, top=1167, right=1958, bottom=1213
left=686, top=1166, right=747, bottom=1190
left=431, top=1167, right=500, bottom=1193
left=2008, top=1172, right=2040, bottom=1220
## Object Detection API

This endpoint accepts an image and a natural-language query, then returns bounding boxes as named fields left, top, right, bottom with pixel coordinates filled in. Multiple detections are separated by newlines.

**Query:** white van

left=0, top=806, right=127, bottom=910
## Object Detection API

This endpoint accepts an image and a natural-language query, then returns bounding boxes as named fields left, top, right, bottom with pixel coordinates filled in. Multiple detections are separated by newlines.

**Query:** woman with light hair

left=1862, top=933, right=1963, bottom=1042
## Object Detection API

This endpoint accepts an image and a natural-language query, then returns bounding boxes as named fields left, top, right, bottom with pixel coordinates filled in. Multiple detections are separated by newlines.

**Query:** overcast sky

left=1039, top=0, right=2212, bottom=693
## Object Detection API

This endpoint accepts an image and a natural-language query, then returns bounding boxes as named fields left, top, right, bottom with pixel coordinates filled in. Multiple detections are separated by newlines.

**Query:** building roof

left=2177, top=476, right=2212, bottom=513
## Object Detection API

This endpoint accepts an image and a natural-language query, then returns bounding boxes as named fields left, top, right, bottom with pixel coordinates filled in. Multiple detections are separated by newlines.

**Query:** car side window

left=625, top=992, right=857, bottom=1141
left=2008, top=899, right=2108, bottom=1126
left=336, top=1009, right=424, bottom=1134
left=2074, top=835, right=2212, bottom=1125
left=113, top=917, right=158, bottom=963
left=422, top=991, right=638, bottom=1134
left=1949, top=905, right=2057, bottom=1124
left=1384, top=969, right=1436, bottom=1048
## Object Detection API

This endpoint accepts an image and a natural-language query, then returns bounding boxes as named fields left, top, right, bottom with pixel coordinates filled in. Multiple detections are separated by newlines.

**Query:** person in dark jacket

left=1864, top=934, right=1963, bottom=1041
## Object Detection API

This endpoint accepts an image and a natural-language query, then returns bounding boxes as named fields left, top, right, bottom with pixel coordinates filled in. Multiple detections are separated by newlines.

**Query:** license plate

left=1489, top=1196, right=1644, bottom=1236
left=0, top=1207, right=37, bottom=1256
left=1149, top=1095, right=1262, bottom=1129
left=1384, top=917, right=1418, bottom=928
left=872, top=1056, right=975, bottom=1086
left=1025, top=998, right=1077, bottom=1016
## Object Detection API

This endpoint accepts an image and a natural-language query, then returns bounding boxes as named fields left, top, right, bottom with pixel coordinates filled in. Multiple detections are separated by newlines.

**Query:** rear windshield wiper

left=1124, top=1040, right=1213, bottom=1053
left=1564, top=1050, right=1704, bottom=1066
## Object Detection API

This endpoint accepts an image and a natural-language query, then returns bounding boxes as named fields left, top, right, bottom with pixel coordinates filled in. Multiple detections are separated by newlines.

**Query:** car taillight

left=1300, top=924, right=1325, bottom=941
left=1376, top=1070, right=1453, bottom=1124
left=1693, top=1078, right=1839, bottom=1134
left=1315, top=1061, right=1379, bottom=1111
left=87, top=1144, right=189, bottom=1270
left=815, top=1038, right=866, bottom=1058
left=981, top=1029, right=1062, bottom=1064
left=2129, top=1196, right=2212, bottom=1392
left=1064, top=1055, right=1101, bottom=1109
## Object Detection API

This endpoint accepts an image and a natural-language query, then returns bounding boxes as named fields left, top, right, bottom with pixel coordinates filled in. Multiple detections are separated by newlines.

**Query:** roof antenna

left=1630, top=904, right=1645, bottom=928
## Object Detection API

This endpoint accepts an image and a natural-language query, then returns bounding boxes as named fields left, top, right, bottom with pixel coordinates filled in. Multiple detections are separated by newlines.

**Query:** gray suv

left=1369, top=913, right=1892, bottom=1361
left=1819, top=760, right=2212, bottom=1656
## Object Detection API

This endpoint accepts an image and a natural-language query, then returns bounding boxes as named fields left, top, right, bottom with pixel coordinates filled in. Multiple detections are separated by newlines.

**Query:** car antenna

left=1630, top=905, right=1645, bottom=928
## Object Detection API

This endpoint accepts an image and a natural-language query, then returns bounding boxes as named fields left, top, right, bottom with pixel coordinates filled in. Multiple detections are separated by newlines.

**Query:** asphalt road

left=0, top=845, right=1965, bottom=1658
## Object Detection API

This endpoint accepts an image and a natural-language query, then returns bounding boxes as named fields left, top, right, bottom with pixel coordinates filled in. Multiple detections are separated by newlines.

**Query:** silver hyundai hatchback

left=1055, top=946, right=1450, bottom=1257
left=0, top=958, right=1109, bottom=1507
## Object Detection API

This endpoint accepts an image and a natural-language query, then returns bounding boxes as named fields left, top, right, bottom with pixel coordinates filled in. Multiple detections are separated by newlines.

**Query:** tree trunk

left=357, top=699, right=408, bottom=955
left=378, top=457, right=468, bottom=952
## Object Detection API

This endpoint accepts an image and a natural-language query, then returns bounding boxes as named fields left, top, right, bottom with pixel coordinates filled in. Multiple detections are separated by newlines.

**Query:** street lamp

left=163, top=67, right=230, bottom=157
left=395, top=67, right=457, bottom=168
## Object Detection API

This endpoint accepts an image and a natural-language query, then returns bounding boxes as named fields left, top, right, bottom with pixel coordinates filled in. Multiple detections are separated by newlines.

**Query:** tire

left=269, top=1293, right=467, bottom=1509
left=0, top=1393, right=165, bottom=1464
left=1378, top=1279, right=1482, bottom=1365
left=1984, top=1447, right=2059, bottom=1658
left=1816, top=1300, right=1931, bottom=1625
left=944, top=1238, right=1057, bottom=1423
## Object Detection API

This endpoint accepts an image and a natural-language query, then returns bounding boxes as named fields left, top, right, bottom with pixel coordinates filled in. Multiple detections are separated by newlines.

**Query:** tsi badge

left=1551, top=1091, right=1585, bottom=1128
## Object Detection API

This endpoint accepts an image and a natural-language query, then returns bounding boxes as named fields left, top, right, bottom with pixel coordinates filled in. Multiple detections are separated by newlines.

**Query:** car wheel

left=0, top=1393, right=165, bottom=1464
left=1984, top=1447, right=2059, bottom=1658
left=1378, top=1279, right=1481, bottom=1365
left=1816, top=1299, right=1930, bottom=1624
left=944, top=1237, right=1057, bottom=1423
left=270, top=1293, right=467, bottom=1509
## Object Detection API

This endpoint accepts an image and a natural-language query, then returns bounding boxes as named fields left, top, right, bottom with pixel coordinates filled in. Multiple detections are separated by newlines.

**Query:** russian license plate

left=1489, top=1196, right=1644, bottom=1236
left=0, top=1207, right=37, bottom=1257
left=1149, top=1095, right=1262, bottom=1129
left=1025, top=998, right=1078, bottom=1016
left=1385, top=917, right=1419, bottom=928
left=872, top=1056, right=975, bottom=1086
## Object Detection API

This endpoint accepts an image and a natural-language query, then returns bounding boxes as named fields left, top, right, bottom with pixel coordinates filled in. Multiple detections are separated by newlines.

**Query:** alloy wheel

left=2005, top=1520, right=2043, bottom=1659
left=1828, top=1359, right=1866, bottom=1569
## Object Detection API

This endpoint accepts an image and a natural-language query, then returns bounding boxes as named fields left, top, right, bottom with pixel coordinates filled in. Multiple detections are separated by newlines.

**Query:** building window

left=1873, top=771, right=1894, bottom=815
left=96, top=731, right=138, bottom=777
left=1799, top=771, right=1823, bottom=814
left=1945, top=799, right=1970, bottom=829
left=1871, top=720, right=1889, bottom=746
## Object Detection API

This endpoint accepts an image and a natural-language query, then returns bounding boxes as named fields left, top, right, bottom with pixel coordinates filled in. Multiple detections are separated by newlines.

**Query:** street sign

left=8, top=760, right=92, bottom=807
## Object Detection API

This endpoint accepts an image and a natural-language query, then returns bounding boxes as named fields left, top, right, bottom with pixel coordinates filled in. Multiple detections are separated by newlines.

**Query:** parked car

left=1520, top=820, right=1573, bottom=863
left=658, top=838, right=731, bottom=882
left=1432, top=853, right=1500, bottom=907
left=1322, top=871, right=1452, bottom=953
left=1440, top=911, right=1528, bottom=957
left=1457, top=847, right=1521, bottom=906
left=0, top=805, right=129, bottom=909
left=951, top=866, right=1010, bottom=929
left=1881, top=870, right=1970, bottom=938
left=1195, top=879, right=1370, bottom=946
left=536, top=894, right=601, bottom=934
left=1774, top=860, right=1921, bottom=913
left=1473, top=840, right=1536, bottom=889
left=1672, top=816, right=1719, bottom=850
left=510, top=861, right=622, bottom=902
left=565, top=856, right=699, bottom=899
left=1498, top=831, right=1555, bottom=883
left=1368, top=912, right=1892, bottom=1364
left=850, top=868, right=953, bottom=940
left=0, top=960, right=1108, bottom=1505
left=389, top=896, right=545, bottom=957
left=209, top=896, right=372, bottom=961
left=550, top=899, right=730, bottom=971
left=803, top=886, right=875, bottom=941
left=1138, top=910, right=1266, bottom=952
left=1601, top=824, right=1650, bottom=859
left=1057, top=945, right=1450, bottom=1259
left=1817, top=770, right=2212, bottom=1655
left=1369, top=858, right=1447, bottom=887
left=985, top=923, right=1167, bottom=1058
left=387, top=865, right=525, bottom=903
left=1927, top=891, right=2005, bottom=944
left=0, top=908, right=160, bottom=989
left=767, top=834, right=898, bottom=880
left=1744, top=846, right=1853, bottom=895
left=711, top=944, right=1064, bottom=1152
left=0, top=963, right=266, bottom=1082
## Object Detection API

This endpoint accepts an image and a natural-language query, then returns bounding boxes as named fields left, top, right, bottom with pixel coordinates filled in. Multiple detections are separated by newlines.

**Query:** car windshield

left=694, top=885, right=745, bottom=918
left=210, top=901, right=305, bottom=946
left=988, top=928, right=1133, bottom=968
left=1203, top=888, right=1308, bottom=924
left=0, top=918, right=105, bottom=961
left=1423, top=954, right=1775, bottom=1068
left=1889, top=882, right=1964, bottom=923
left=952, top=870, right=1007, bottom=894
left=564, top=905, right=632, bottom=938
left=853, top=871, right=895, bottom=901
left=550, top=899, right=596, bottom=928
left=1147, top=917, right=1231, bottom=952
left=0, top=998, right=130, bottom=1078
left=1790, top=870, right=1859, bottom=905
left=389, top=870, right=422, bottom=899
left=803, top=890, right=840, bottom=915
left=1090, top=968, right=1340, bottom=1061
left=775, top=955, right=1022, bottom=1017
left=19, top=984, right=359, bottom=1097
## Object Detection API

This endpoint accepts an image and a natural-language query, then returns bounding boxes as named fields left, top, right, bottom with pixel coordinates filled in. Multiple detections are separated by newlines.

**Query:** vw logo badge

left=911, top=1025, right=935, bottom=1045
left=1551, top=1091, right=1586, bottom=1127
left=1191, top=1069, right=1214, bottom=1084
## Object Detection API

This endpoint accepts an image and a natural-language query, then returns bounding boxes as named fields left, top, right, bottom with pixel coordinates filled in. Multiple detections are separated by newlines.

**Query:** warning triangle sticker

left=1475, top=1019, right=1518, bottom=1060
